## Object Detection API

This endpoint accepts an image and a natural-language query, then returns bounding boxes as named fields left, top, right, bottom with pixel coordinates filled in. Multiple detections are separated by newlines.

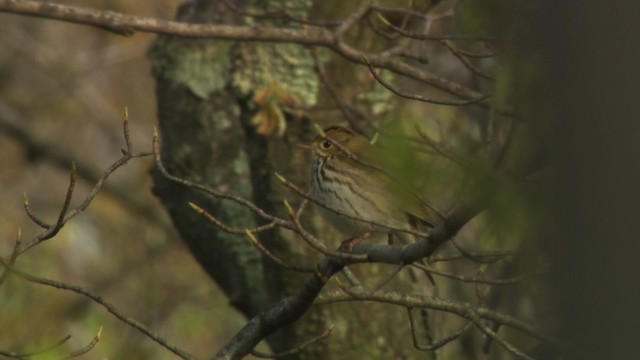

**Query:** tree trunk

left=148, top=1, right=458, bottom=358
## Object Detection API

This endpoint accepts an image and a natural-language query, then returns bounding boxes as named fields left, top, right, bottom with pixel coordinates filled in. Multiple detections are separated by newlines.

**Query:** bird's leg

left=338, top=231, right=374, bottom=252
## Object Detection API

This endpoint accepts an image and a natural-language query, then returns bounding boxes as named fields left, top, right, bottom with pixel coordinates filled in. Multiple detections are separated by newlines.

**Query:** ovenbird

left=310, top=125, right=443, bottom=242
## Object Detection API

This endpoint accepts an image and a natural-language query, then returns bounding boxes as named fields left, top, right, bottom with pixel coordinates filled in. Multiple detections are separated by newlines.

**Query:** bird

left=309, top=125, right=444, bottom=247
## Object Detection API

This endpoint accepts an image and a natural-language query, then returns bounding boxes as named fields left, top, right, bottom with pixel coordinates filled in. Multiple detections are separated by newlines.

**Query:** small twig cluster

left=0, top=1, right=551, bottom=359
left=0, top=111, right=195, bottom=360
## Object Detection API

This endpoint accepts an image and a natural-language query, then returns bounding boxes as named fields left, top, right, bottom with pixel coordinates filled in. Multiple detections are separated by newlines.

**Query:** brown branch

left=61, top=327, right=102, bottom=359
left=188, top=202, right=279, bottom=235
left=315, top=287, right=558, bottom=349
left=308, top=47, right=374, bottom=133
left=430, top=249, right=517, bottom=263
left=0, top=257, right=196, bottom=360
left=334, top=1, right=371, bottom=37
left=413, top=124, right=479, bottom=171
left=439, top=40, right=495, bottom=80
left=152, top=129, right=293, bottom=231
left=244, top=230, right=315, bottom=274
left=214, top=201, right=483, bottom=359
left=407, top=308, right=472, bottom=351
left=362, top=54, right=492, bottom=106
left=284, top=200, right=368, bottom=261
left=375, top=13, right=496, bottom=41
left=20, top=148, right=151, bottom=254
left=250, top=326, right=333, bottom=358
left=0, top=100, right=175, bottom=236
left=0, top=0, right=491, bottom=108
left=22, top=194, right=50, bottom=229
left=411, top=262, right=544, bottom=286
left=0, top=334, right=71, bottom=359
left=0, top=228, right=22, bottom=287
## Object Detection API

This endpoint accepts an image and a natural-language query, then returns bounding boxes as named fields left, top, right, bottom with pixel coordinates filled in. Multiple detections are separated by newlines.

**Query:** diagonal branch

left=0, top=257, right=196, bottom=360
left=215, top=201, right=482, bottom=359
left=0, top=0, right=492, bottom=108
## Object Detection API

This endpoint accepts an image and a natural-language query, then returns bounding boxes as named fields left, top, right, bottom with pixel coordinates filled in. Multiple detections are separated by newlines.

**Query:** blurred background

left=0, top=1, right=254, bottom=358
left=4, top=1, right=640, bottom=360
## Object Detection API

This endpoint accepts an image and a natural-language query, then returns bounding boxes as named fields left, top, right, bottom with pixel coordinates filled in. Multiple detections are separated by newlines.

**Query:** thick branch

left=0, top=0, right=486, bottom=105
left=215, top=201, right=482, bottom=359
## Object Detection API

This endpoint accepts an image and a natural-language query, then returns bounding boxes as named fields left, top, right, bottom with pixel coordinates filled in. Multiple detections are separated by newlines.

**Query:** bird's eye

left=321, top=140, right=332, bottom=150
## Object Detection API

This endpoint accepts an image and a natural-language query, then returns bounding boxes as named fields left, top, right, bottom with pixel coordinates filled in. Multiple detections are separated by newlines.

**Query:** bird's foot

left=338, top=231, right=373, bottom=252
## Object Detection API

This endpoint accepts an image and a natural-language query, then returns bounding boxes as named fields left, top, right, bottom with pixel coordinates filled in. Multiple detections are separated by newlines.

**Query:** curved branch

left=0, top=258, right=196, bottom=360
left=215, top=201, right=482, bottom=359
left=0, top=0, right=490, bottom=107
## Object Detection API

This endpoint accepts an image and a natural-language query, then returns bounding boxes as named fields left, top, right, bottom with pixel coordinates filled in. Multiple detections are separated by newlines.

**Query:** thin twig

left=22, top=193, right=50, bottom=228
left=315, top=288, right=559, bottom=347
left=188, top=202, right=279, bottom=235
left=309, top=47, right=374, bottom=132
left=375, top=14, right=496, bottom=41
left=21, top=154, right=151, bottom=253
left=0, top=257, right=196, bottom=360
left=465, top=307, right=536, bottom=360
left=430, top=249, right=517, bottom=263
left=0, top=334, right=71, bottom=359
left=0, top=228, right=22, bottom=286
left=340, top=267, right=362, bottom=287
left=407, top=307, right=472, bottom=351
left=439, top=40, right=495, bottom=80
left=250, top=326, right=333, bottom=358
left=284, top=200, right=367, bottom=261
left=61, top=326, right=102, bottom=359
left=122, top=107, right=132, bottom=153
left=363, top=54, right=491, bottom=106
left=411, top=263, right=544, bottom=286
left=0, top=0, right=499, bottom=111
left=245, top=229, right=314, bottom=273
left=334, top=1, right=371, bottom=37
left=414, top=124, right=478, bottom=171
left=483, top=322, right=502, bottom=354
left=152, top=129, right=293, bottom=231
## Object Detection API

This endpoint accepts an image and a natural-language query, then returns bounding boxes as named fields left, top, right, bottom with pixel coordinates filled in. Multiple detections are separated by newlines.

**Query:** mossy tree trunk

left=148, top=1, right=443, bottom=358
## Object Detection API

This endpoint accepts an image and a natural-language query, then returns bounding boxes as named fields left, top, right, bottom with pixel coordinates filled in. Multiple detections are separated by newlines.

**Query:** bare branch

left=407, top=307, right=472, bottom=351
left=284, top=199, right=368, bottom=261
left=411, top=262, right=545, bottom=286
left=315, top=288, right=558, bottom=348
left=374, top=13, right=496, bottom=41
left=250, top=326, right=333, bottom=358
left=334, top=1, right=371, bottom=37
left=0, top=258, right=196, bottom=360
left=439, top=40, right=495, bottom=80
left=188, top=202, right=279, bottom=235
left=245, top=229, right=315, bottom=273
left=0, top=334, right=71, bottom=359
left=20, top=146, right=151, bottom=253
left=430, top=249, right=518, bottom=263
left=152, top=129, right=293, bottom=230
left=215, top=201, right=482, bottom=359
left=362, top=54, right=491, bottom=106
left=309, top=47, right=375, bottom=133
left=0, top=0, right=492, bottom=108
left=61, top=327, right=102, bottom=359
left=22, top=193, right=50, bottom=229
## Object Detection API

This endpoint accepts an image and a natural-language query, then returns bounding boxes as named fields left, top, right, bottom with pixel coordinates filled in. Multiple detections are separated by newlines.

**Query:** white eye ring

left=321, top=140, right=332, bottom=149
